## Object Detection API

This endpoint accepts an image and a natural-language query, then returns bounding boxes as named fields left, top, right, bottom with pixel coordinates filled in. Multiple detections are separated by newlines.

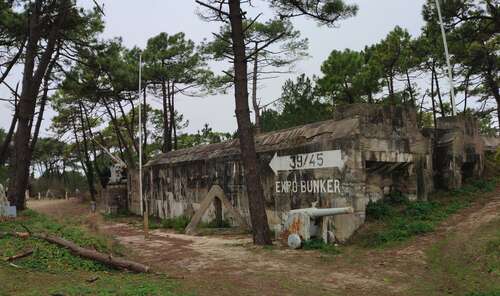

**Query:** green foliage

left=366, top=192, right=409, bottom=221
left=202, top=19, right=308, bottom=87
left=0, top=264, right=182, bottom=295
left=302, top=239, right=340, bottom=255
left=423, top=214, right=500, bottom=296
left=485, top=237, right=500, bottom=276
left=371, top=220, right=435, bottom=246
left=0, top=210, right=114, bottom=272
left=269, top=0, right=358, bottom=26
left=199, top=219, right=232, bottom=229
left=316, top=48, right=383, bottom=104
left=466, top=292, right=500, bottom=296
left=365, top=200, right=394, bottom=221
left=0, top=210, right=184, bottom=295
left=44, top=274, right=182, bottom=296
left=261, top=74, right=331, bottom=132
left=177, top=124, right=233, bottom=149
left=144, top=32, right=214, bottom=93
left=149, top=216, right=191, bottom=233
left=418, top=111, right=435, bottom=128
left=0, top=165, right=8, bottom=185
left=359, top=179, right=497, bottom=247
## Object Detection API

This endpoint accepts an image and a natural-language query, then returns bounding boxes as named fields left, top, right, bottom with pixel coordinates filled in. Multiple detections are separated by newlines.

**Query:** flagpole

left=434, top=0, right=456, bottom=116
left=138, top=53, right=148, bottom=239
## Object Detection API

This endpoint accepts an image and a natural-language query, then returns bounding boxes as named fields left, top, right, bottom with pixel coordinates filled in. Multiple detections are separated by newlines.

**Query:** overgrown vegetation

left=302, top=239, right=340, bottom=255
left=358, top=178, right=498, bottom=247
left=0, top=210, right=111, bottom=272
left=149, top=216, right=191, bottom=233
left=199, top=219, right=232, bottom=229
left=0, top=211, right=184, bottom=295
left=149, top=216, right=232, bottom=233
left=419, top=217, right=500, bottom=296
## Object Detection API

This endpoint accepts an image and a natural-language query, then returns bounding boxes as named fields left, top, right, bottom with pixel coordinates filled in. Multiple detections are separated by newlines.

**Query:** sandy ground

left=28, top=189, right=500, bottom=296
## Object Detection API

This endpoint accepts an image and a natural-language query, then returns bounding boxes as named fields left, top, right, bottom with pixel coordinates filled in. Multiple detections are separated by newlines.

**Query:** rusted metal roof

left=146, top=117, right=360, bottom=167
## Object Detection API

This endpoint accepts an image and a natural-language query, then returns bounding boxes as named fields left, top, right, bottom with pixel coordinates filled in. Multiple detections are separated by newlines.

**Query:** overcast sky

left=0, top=0, right=427, bottom=135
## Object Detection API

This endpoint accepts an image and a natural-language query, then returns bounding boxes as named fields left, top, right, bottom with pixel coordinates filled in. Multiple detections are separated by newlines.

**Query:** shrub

left=358, top=178, right=498, bottom=248
left=387, top=191, right=410, bottom=205
left=302, top=239, right=340, bottom=255
left=159, top=216, right=191, bottom=232
left=366, top=199, right=394, bottom=221
left=200, top=219, right=232, bottom=229
left=404, top=201, right=438, bottom=220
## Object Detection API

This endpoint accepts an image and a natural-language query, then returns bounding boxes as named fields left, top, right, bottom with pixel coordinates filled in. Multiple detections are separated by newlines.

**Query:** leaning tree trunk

left=228, top=0, right=272, bottom=245
left=405, top=70, right=414, bottom=105
left=432, top=64, right=445, bottom=117
left=0, top=95, right=18, bottom=166
left=430, top=69, right=437, bottom=128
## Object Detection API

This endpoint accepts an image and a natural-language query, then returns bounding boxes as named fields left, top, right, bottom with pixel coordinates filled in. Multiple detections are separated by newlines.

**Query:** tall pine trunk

left=8, top=1, right=63, bottom=210
left=170, top=82, right=177, bottom=150
left=161, top=78, right=171, bottom=152
left=228, top=0, right=271, bottom=245
left=251, top=43, right=261, bottom=134
left=78, top=102, right=97, bottom=201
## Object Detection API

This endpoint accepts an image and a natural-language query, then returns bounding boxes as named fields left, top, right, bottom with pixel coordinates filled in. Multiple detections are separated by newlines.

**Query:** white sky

left=0, top=0, right=428, bottom=135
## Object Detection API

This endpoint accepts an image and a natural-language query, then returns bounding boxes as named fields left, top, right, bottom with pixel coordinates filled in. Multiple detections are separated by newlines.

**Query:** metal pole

left=138, top=53, right=148, bottom=238
left=434, top=0, right=456, bottom=116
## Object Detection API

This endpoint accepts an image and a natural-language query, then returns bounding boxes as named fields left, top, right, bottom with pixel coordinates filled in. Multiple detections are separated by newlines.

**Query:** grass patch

left=302, top=239, right=340, bottom=255
left=356, top=178, right=498, bottom=248
left=0, top=210, right=111, bottom=272
left=417, top=217, right=500, bottom=296
left=102, top=209, right=136, bottom=221
left=199, top=219, right=232, bottom=229
left=0, top=263, right=184, bottom=296
left=149, top=216, right=190, bottom=233
left=0, top=210, right=186, bottom=295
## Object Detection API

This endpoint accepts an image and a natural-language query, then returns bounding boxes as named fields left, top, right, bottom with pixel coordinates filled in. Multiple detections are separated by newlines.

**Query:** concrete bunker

left=422, top=116, right=486, bottom=190
left=139, top=104, right=435, bottom=243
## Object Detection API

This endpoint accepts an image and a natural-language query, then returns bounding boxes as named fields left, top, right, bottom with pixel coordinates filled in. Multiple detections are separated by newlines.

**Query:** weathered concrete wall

left=430, top=116, right=485, bottom=189
left=128, top=169, right=141, bottom=215
left=481, top=136, right=500, bottom=152
left=100, top=184, right=128, bottom=215
left=141, top=104, right=434, bottom=242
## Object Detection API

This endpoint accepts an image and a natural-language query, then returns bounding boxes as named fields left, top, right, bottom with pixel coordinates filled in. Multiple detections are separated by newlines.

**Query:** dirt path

left=29, top=190, right=500, bottom=296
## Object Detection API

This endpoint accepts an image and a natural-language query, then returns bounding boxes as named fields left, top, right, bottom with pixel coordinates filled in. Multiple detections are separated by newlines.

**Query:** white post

left=138, top=53, right=148, bottom=238
left=435, top=0, right=456, bottom=116
left=138, top=53, right=143, bottom=215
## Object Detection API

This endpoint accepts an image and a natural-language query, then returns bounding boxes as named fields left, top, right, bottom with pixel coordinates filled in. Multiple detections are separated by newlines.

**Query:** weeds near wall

left=358, top=178, right=498, bottom=248
left=199, top=219, right=232, bottom=229
left=302, top=239, right=340, bottom=255
left=149, top=216, right=191, bottom=233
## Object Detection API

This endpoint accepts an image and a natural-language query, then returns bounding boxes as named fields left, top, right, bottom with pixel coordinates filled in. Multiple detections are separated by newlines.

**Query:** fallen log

left=5, top=249, right=33, bottom=262
left=0, top=231, right=30, bottom=239
left=36, top=234, right=150, bottom=273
